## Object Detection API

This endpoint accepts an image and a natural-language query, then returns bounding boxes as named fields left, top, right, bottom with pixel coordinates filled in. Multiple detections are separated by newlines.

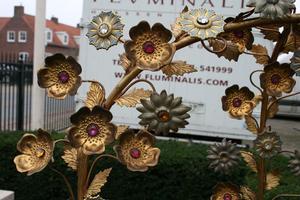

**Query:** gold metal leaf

left=209, top=39, right=242, bottom=61
left=253, top=95, right=263, bottom=105
left=86, top=168, right=112, bottom=198
left=240, top=151, right=258, bottom=173
left=61, top=147, right=78, bottom=171
left=241, top=186, right=256, bottom=200
left=267, top=97, right=279, bottom=118
left=266, top=171, right=280, bottom=190
left=119, top=53, right=131, bottom=72
left=283, top=25, right=300, bottom=53
left=161, top=61, right=197, bottom=77
left=250, top=44, right=270, bottom=65
left=258, top=25, right=280, bottom=42
left=245, top=115, right=258, bottom=134
left=115, top=125, right=129, bottom=140
left=85, top=82, right=105, bottom=109
left=115, top=88, right=152, bottom=107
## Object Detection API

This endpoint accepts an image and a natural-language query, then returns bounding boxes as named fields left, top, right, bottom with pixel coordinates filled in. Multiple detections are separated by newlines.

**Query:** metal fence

left=0, top=53, right=75, bottom=132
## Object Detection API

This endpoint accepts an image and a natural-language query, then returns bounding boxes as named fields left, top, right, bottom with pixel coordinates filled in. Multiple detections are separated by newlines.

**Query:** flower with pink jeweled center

left=37, top=53, right=82, bottom=99
left=221, top=85, right=256, bottom=119
left=68, top=106, right=116, bottom=155
left=114, top=129, right=160, bottom=172
left=211, top=183, right=240, bottom=200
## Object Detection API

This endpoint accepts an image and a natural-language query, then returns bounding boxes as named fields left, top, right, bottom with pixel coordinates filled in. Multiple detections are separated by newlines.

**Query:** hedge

left=0, top=132, right=299, bottom=200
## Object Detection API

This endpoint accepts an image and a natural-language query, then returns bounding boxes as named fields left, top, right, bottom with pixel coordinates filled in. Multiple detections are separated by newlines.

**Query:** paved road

left=269, top=118, right=300, bottom=152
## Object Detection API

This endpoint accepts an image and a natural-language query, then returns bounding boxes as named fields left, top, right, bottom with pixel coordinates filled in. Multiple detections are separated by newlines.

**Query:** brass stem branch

left=118, top=79, right=157, bottom=98
left=272, top=194, right=300, bottom=200
left=249, top=70, right=264, bottom=94
left=50, top=167, right=75, bottom=200
left=257, top=158, right=266, bottom=200
left=224, top=14, right=300, bottom=31
left=267, top=92, right=300, bottom=113
left=85, top=154, right=119, bottom=189
left=77, top=149, right=89, bottom=200
left=270, top=26, right=291, bottom=62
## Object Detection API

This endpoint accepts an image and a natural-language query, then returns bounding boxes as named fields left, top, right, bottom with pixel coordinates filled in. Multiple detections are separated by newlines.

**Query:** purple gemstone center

left=223, top=193, right=232, bottom=200
left=58, top=71, right=70, bottom=84
left=87, top=123, right=99, bottom=137
left=233, top=30, right=244, bottom=38
left=143, top=41, right=155, bottom=54
left=232, top=98, right=242, bottom=108
left=271, top=74, right=281, bottom=84
left=130, top=148, right=141, bottom=159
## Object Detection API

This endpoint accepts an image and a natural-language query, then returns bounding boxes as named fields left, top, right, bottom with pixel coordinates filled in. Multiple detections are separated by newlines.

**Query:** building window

left=18, top=31, right=27, bottom=43
left=19, top=52, right=29, bottom=62
left=63, top=34, right=69, bottom=45
left=46, top=30, right=52, bottom=42
left=7, top=31, right=15, bottom=42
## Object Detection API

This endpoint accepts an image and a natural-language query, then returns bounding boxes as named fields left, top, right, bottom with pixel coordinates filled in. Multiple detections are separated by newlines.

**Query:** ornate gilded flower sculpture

left=247, top=0, right=295, bottom=19
left=254, top=132, right=282, bottom=158
left=114, top=129, right=160, bottom=172
left=211, top=183, right=241, bottom=200
left=291, top=48, right=300, bottom=76
left=37, top=53, right=82, bottom=99
left=137, top=90, right=191, bottom=135
left=288, top=150, right=300, bottom=176
left=218, top=29, right=254, bottom=50
left=14, top=129, right=54, bottom=176
left=86, top=11, right=124, bottom=50
left=260, top=62, right=295, bottom=97
left=221, top=85, right=256, bottom=119
left=178, top=8, right=224, bottom=39
left=207, top=139, right=240, bottom=174
left=68, top=106, right=116, bottom=155
left=124, top=21, right=175, bottom=71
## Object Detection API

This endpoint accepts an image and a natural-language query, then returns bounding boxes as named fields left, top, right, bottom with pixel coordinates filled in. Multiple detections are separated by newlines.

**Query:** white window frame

left=7, top=31, right=15, bottom=42
left=18, top=31, right=27, bottom=43
left=46, top=30, right=52, bottom=42
left=19, top=52, right=29, bottom=62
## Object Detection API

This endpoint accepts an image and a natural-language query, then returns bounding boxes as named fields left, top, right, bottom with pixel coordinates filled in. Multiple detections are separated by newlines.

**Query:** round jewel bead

left=99, top=23, right=109, bottom=35
left=130, top=148, right=141, bottom=159
left=271, top=74, right=281, bottom=84
left=223, top=194, right=232, bottom=200
left=58, top=71, right=70, bottom=84
left=264, top=142, right=273, bottom=150
left=158, top=110, right=171, bottom=122
left=233, top=30, right=244, bottom=38
left=87, top=123, right=99, bottom=137
left=197, top=16, right=209, bottom=25
left=232, top=98, right=242, bottom=108
left=143, top=41, right=155, bottom=54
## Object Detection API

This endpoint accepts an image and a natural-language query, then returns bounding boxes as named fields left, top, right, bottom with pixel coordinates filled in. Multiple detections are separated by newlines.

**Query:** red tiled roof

left=22, top=14, right=80, bottom=48
left=0, top=17, right=10, bottom=30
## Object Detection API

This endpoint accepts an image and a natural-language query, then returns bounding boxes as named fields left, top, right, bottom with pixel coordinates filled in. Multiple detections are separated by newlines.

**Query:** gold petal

left=66, top=56, right=82, bottom=74
left=129, top=21, right=151, bottom=40
left=45, top=53, right=65, bottom=68
left=14, top=154, right=36, bottom=173
left=144, top=148, right=161, bottom=167
left=70, top=107, right=91, bottom=125
left=68, top=127, right=87, bottom=148
left=82, top=140, right=105, bottom=155
left=17, top=134, right=37, bottom=154
left=37, top=68, right=56, bottom=88
left=151, top=23, right=172, bottom=43
left=47, top=84, right=69, bottom=100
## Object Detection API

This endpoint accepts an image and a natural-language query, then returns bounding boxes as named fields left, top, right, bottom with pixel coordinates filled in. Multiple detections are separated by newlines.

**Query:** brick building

left=0, top=6, right=80, bottom=62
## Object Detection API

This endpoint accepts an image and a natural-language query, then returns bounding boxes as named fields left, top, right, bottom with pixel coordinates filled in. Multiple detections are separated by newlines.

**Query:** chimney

left=51, top=17, right=59, bottom=24
left=14, top=6, right=24, bottom=18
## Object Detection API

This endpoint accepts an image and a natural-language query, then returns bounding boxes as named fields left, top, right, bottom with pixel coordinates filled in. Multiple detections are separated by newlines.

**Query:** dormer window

left=63, top=34, right=69, bottom=45
left=46, top=30, right=52, bottom=42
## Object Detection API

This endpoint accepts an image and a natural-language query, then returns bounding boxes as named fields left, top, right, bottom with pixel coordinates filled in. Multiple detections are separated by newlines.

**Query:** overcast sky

left=0, top=0, right=299, bottom=27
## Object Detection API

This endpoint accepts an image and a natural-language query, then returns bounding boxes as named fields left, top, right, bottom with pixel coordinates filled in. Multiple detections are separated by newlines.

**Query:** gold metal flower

left=221, top=85, right=256, bottom=119
left=211, top=183, right=241, bottom=200
left=86, top=11, right=124, bottom=50
left=114, top=129, right=160, bottom=172
left=178, top=8, right=224, bottom=39
left=137, top=90, right=191, bottom=136
left=254, top=132, right=282, bottom=158
left=37, top=54, right=82, bottom=99
left=124, top=21, right=175, bottom=71
left=14, top=129, right=54, bottom=176
left=218, top=29, right=254, bottom=50
left=68, top=106, right=116, bottom=155
left=260, top=62, right=296, bottom=97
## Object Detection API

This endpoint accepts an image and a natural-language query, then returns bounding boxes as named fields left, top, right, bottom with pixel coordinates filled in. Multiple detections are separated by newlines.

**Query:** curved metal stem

left=267, top=92, right=300, bottom=113
left=85, top=154, right=119, bottom=189
left=53, top=139, right=69, bottom=147
left=279, top=150, right=295, bottom=155
left=243, top=51, right=269, bottom=57
left=118, top=79, right=156, bottom=99
left=272, top=194, right=300, bottom=200
left=248, top=115, right=260, bottom=130
left=118, top=38, right=125, bottom=44
left=249, top=70, right=264, bottom=94
left=50, top=167, right=75, bottom=200
left=256, top=26, right=280, bottom=32
left=200, top=38, right=227, bottom=53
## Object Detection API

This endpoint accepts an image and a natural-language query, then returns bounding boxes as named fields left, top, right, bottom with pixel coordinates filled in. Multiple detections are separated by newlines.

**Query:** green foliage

left=0, top=132, right=299, bottom=200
